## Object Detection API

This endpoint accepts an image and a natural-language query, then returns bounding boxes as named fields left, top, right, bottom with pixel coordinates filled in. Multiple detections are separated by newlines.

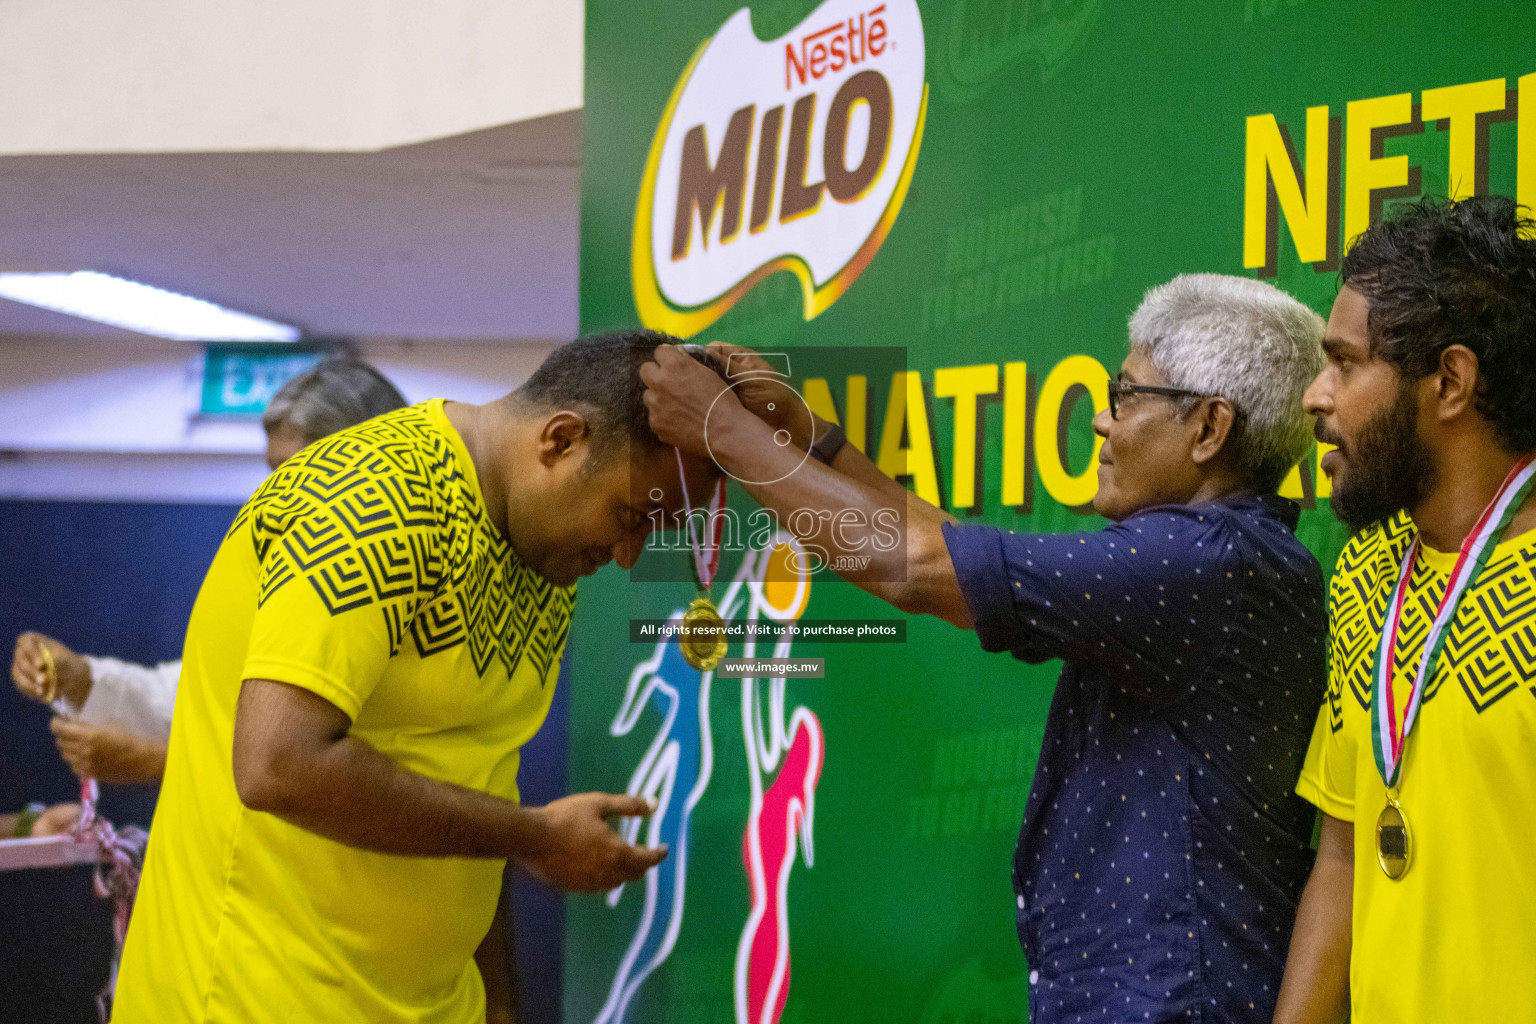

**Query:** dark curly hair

left=512, top=328, right=720, bottom=466
left=1341, top=194, right=1536, bottom=453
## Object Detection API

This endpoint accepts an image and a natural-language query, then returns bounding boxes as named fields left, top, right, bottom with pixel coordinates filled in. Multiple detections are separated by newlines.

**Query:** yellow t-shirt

left=1298, top=510, right=1536, bottom=1024
left=112, top=401, right=575, bottom=1024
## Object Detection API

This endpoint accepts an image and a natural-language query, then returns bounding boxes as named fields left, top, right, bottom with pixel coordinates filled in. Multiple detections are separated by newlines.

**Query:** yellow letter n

left=1244, top=106, right=1337, bottom=276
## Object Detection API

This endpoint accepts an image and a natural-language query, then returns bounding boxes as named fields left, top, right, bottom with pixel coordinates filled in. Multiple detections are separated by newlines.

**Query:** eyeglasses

left=1106, top=380, right=1218, bottom=421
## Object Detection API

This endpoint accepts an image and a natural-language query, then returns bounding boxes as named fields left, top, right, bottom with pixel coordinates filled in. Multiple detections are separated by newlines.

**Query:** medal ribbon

left=1370, top=453, right=1536, bottom=787
left=77, top=777, right=149, bottom=1023
left=41, top=679, right=149, bottom=1021
left=675, top=447, right=726, bottom=591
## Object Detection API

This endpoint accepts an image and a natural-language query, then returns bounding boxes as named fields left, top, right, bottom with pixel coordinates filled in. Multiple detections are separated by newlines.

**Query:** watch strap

left=809, top=421, right=847, bottom=465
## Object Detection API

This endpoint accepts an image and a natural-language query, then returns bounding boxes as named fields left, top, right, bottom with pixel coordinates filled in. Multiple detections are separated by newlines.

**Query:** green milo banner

left=570, top=2, right=1535, bottom=1022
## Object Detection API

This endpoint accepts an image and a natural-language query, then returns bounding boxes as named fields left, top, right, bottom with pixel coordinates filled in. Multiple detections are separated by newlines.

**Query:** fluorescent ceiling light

left=0, top=271, right=300, bottom=342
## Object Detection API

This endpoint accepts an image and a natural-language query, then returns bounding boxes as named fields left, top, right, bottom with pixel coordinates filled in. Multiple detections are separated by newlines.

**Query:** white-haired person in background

left=640, top=274, right=1330, bottom=1024
left=9, top=357, right=407, bottom=786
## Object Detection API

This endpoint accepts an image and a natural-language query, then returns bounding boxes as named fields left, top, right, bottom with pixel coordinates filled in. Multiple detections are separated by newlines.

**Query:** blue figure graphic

left=593, top=589, right=736, bottom=1024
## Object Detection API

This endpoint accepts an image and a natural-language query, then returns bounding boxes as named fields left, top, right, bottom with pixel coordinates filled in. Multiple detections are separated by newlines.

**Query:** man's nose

left=1302, top=372, right=1331, bottom=417
left=1092, top=406, right=1113, bottom=439
left=613, top=531, right=646, bottom=571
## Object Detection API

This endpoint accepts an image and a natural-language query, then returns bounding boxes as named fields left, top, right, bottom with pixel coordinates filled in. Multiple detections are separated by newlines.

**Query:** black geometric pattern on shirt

left=1327, top=513, right=1413, bottom=728
left=1329, top=509, right=1536, bottom=719
left=409, top=557, right=573, bottom=683
left=229, top=404, right=573, bottom=679
left=1525, top=545, right=1536, bottom=702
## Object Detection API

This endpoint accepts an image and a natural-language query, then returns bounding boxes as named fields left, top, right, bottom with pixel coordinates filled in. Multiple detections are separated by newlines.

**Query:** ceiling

left=0, top=109, right=580, bottom=343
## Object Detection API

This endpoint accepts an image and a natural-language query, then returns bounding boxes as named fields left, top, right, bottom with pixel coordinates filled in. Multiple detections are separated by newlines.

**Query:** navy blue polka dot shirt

left=943, top=495, right=1325, bottom=1024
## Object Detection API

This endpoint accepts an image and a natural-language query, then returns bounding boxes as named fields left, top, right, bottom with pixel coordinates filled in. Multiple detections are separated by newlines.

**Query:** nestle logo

left=785, top=4, right=889, bottom=90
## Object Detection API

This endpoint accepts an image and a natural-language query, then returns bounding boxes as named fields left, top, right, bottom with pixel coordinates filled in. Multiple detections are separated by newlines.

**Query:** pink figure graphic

left=737, top=707, right=822, bottom=1024
left=734, top=537, right=822, bottom=1024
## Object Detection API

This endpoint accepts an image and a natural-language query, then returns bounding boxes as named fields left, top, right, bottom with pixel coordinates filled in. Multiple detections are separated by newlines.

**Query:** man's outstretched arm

left=1272, top=813, right=1353, bottom=1024
left=232, top=678, right=666, bottom=892
left=641, top=344, right=971, bottom=627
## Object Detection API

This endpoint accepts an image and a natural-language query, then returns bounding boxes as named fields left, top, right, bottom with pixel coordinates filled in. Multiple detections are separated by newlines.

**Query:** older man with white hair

left=639, top=273, right=1329, bottom=1024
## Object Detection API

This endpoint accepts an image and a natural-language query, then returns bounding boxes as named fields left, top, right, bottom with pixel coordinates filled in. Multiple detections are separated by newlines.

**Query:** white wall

left=0, top=338, right=558, bottom=502
left=0, top=0, right=583, bottom=155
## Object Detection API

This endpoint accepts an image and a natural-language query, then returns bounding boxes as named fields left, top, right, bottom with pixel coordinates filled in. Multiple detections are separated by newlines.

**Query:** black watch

left=809, top=421, right=847, bottom=465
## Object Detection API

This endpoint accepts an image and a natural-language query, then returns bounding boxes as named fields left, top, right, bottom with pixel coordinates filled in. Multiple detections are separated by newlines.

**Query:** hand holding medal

left=33, top=637, right=86, bottom=718
left=21, top=634, right=103, bottom=829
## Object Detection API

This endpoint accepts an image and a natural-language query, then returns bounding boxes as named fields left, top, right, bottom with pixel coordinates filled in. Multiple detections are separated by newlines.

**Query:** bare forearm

left=234, top=681, right=542, bottom=858
left=131, top=741, right=168, bottom=784
left=813, top=414, right=911, bottom=505
left=236, top=679, right=664, bottom=888
left=89, top=737, right=168, bottom=786
left=245, top=729, right=545, bottom=859
left=713, top=408, right=967, bottom=622
left=717, top=411, right=908, bottom=573
left=1273, top=817, right=1353, bottom=1024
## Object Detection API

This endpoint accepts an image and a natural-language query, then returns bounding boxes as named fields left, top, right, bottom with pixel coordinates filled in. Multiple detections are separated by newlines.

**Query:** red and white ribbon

left=675, top=447, right=727, bottom=590
left=74, top=774, right=149, bottom=1021
left=1371, top=453, right=1536, bottom=787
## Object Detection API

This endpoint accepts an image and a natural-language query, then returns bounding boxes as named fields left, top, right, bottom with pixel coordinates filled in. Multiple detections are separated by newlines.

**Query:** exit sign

left=201, top=344, right=323, bottom=416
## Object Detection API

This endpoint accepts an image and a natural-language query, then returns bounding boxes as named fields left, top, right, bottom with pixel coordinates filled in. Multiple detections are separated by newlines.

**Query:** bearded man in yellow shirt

left=111, top=331, right=717, bottom=1024
left=1274, top=195, right=1536, bottom=1023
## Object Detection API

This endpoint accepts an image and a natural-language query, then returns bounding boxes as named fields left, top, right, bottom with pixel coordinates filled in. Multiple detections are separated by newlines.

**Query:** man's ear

left=1190, top=398, right=1239, bottom=468
left=1432, top=344, right=1480, bottom=423
left=538, top=410, right=591, bottom=468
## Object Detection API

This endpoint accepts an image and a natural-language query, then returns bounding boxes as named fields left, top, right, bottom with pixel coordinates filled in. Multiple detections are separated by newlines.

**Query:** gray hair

left=262, top=357, right=408, bottom=443
left=1128, top=273, right=1325, bottom=490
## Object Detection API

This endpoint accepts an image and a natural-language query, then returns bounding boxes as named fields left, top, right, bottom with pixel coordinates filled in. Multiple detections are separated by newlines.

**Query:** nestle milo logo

left=633, top=0, right=928, bottom=338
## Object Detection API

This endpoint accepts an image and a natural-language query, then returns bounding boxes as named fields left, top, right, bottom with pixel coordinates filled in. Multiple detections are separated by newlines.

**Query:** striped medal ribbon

left=37, top=643, right=150, bottom=1019
left=1370, top=453, right=1536, bottom=788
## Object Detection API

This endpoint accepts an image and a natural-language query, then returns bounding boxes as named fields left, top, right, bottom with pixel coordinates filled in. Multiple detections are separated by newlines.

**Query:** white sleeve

left=77, top=657, right=179, bottom=742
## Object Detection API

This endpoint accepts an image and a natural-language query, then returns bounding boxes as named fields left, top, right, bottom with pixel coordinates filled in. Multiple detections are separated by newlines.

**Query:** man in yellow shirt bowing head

left=112, top=331, right=718, bottom=1024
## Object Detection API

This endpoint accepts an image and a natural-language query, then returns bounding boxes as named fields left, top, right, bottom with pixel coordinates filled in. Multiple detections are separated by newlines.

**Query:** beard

left=1326, top=382, right=1438, bottom=535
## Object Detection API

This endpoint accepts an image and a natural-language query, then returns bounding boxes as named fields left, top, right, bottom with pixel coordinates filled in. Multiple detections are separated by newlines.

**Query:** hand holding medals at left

left=11, top=631, right=92, bottom=710
left=12, top=632, right=167, bottom=785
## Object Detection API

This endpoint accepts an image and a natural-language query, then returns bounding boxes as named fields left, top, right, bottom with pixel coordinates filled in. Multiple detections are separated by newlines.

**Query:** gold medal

left=38, top=641, right=57, bottom=705
left=672, top=445, right=731, bottom=673
left=680, top=595, right=728, bottom=671
left=1376, top=792, right=1412, bottom=879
